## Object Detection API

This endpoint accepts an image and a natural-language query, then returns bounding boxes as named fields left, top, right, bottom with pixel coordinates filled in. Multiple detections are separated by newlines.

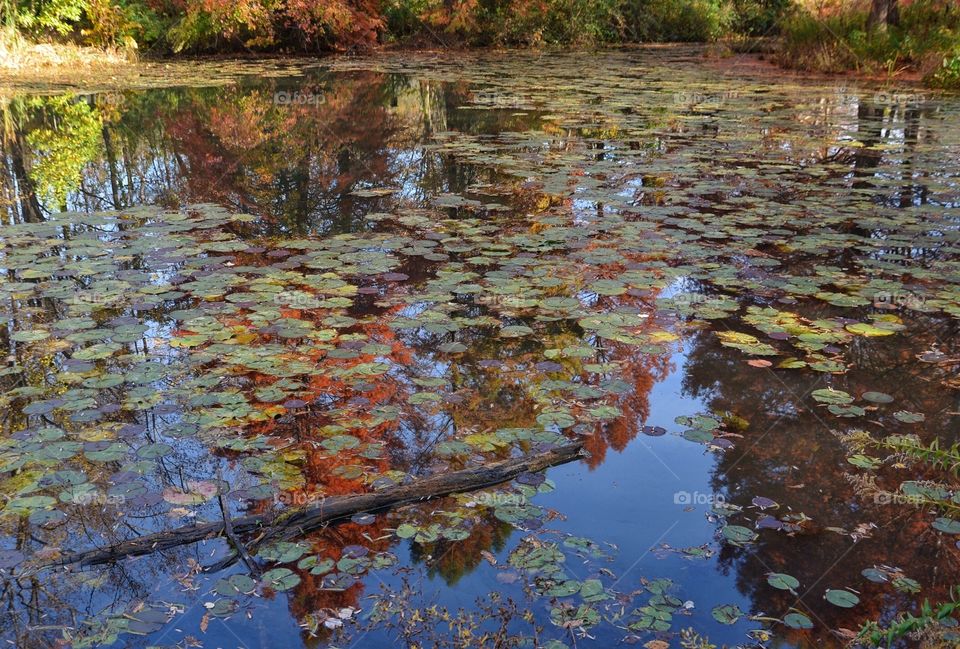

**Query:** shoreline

left=0, top=41, right=932, bottom=96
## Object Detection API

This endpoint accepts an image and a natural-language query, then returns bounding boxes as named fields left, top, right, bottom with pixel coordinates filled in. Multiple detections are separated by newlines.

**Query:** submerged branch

left=46, top=442, right=586, bottom=570
left=217, top=490, right=259, bottom=576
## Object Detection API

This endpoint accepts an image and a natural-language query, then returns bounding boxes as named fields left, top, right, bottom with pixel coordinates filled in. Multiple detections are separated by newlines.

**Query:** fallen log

left=49, top=442, right=586, bottom=569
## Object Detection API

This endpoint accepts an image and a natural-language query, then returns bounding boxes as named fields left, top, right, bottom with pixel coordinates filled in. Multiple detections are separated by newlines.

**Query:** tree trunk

left=45, top=442, right=586, bottom=569
left=7, top=128, right=44, bottom=223
left=868, top=0, right=899, bottom=32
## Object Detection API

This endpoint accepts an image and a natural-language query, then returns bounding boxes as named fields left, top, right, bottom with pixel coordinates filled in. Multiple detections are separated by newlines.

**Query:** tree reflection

left=2, top=55, right=958, bottom=649
left=683, top=302, right=960, bottom=642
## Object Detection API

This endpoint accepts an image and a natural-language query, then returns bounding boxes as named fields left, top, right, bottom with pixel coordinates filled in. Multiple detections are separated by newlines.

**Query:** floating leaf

left=721, top=525, right=757, bottom=545
left=933, top=518, right=960, bottom=534
left=546, top=580, right=580, bottom=597
left=711, top=604, right=743, bottom=624
left=824, top=589, right=859, bottom=608
left=847, top=454, right=881, bottom=470
left=767, top=573, right=799, bottom=593
left=11, top=330, right=50, bottom=342
left=136, top=443, right=173, bottom=459
left=261, top=568, right=301, bottom=591
left=861, top=567, right=888, bottom=583
left=811, top=389, right=853, bottom=406
left=395, top=523, right=418, bottom=539
left=783, top=612, right=814, bottom=629
left=845, top=323, right=895, bottom=337
left=893, top=410, right=925, bottom=424
left=536, top=409, right=576, bottom=428
left=892, top=576, right=921, bottom=593
left=500, top=325, right=534, bottom=338
left=215, top=574, right=257, bottom=596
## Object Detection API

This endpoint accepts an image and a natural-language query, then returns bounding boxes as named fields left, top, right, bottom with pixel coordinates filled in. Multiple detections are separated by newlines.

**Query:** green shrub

left=6, top=0, right=88, bottom=35
left=454, top=0, right=623, bottom=46
left=623, top=0, right=733, bottom=43
left=927, top=46, right=960, bottom=89
left=382, top=0, right=434, bottom=40
left=384, top=0, right=744, bottom=46
left=83, top=0, right=165, bottom=47
left=900, top=0, right=960, bottom=43
left=731, top=0, right=793, bottom=36
left=165, top=9, right=222, bottom=52
left=535, top=0, right=625, bottom=45
left=777, top=10, right=871, bottom=72
left=0, top=0, right=947, bottom=74
left=778, top=0, right=960, bottom=76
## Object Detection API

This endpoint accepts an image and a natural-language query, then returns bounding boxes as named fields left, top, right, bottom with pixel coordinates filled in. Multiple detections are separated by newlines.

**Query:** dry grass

left=0, top=31, right=137, bottom=86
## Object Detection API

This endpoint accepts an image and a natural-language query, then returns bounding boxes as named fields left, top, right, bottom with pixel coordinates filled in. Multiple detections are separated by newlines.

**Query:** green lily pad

left=261, top=568, right=301, bottom=591
left=767, top=573, right=800, bottom=593
left=721, top=525, right=757, bottom=545
left=712, top=604, right=743, bottom=624
left=824, top=589, right=859, bottom=608
left=783, top=612, right=814, bottom=629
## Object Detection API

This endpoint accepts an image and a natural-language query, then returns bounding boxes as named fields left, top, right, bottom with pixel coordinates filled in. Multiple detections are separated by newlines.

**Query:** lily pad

left=824, top=589, right=859, bottom=608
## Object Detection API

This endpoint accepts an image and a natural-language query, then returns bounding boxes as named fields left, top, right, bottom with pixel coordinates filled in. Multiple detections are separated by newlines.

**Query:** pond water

left=1, top=49, right=959, bottom=649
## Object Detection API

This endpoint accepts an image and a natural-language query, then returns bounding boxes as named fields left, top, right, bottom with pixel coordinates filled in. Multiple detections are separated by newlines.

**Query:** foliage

left=484, top=0, right=625, bottom=46
left=281, top=0, right=383, bottom=50
left=3, top=0, right=87, bottom=35
left=23, top=96, right=102, bottom=208
left=380, top=0, right=428, bottom=39
left=0, top=0, right=799, bottom=51
left=623, top=0, right=733, bottom=42
left=880, top=435, right=960, bottom=478
left=843, top=391, right=960, bottom=645
left=775, top=10, right=866, bottom=72
left=387, top=0, right=626, bottom=47
left=857, top=587, right=960, bottom=647
left=730, top=0, right=791, bottom=35
left=927, top=44, right=960, bottom=89
left=778, top=0, right=960, bottom=78
left=83, top=0, right=164, bottom=47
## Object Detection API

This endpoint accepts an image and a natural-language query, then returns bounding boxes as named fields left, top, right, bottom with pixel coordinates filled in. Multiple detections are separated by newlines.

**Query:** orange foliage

left=284, top=0, right=383, bottom=49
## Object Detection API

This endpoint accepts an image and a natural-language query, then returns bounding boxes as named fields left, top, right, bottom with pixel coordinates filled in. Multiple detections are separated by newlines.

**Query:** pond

left=1, top=48, right=959, bottom=649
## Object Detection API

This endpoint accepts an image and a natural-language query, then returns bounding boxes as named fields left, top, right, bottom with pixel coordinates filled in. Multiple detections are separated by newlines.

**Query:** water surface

left=1, top=49, right=959, bottom=649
